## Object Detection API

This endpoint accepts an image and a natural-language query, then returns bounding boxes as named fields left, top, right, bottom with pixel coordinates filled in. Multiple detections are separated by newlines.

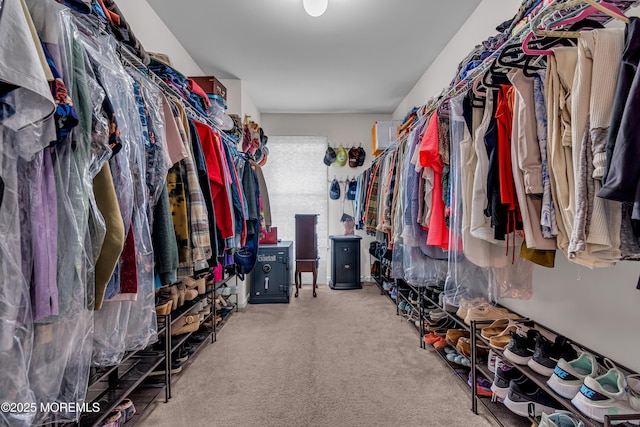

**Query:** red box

left=259, top=227, right=278, bottom=245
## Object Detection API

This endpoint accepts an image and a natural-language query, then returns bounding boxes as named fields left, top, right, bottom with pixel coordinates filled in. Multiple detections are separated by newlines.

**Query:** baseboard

left=238, top=294, right=249, bottom=309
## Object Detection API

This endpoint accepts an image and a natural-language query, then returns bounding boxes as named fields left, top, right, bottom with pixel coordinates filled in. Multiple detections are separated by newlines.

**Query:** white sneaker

left=547, top=352, right=600, bottom=399
left=571, top=367, right=640, bottom=425
left=488, top=349, right=497, bottom=373
left=539, top=411, right=585, bottom=427
left=628, top=374, right=640, bottom=411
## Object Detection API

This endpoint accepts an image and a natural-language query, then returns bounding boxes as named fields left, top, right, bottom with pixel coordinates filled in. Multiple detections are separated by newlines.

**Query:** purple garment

left=30, top=148, right=59, bottom=321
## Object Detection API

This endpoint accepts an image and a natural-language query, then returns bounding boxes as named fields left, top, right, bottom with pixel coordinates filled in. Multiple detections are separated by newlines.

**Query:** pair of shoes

left=155, top=298, right=173, bottom=317
left=503, top=329, right=540, bottom=365
left=504, top=376, right=563, bottom=417
left=425, top=317, right=455, bottom=332
left=528, top=334, right=577, bottom=377
left=423, top=331, right=447, bottom=350
left=148, top=360, right=183, bottom=376
left=538, top=411, right=585, bottom=427
left=464, top=303, right=518, bottom=326
left=455, top=297, right=487, bottom=320
left=491, top=362, right=522, bottom=400
left=456, top=336, right=489, bottom=358
left=182, top=276, right=206, bottom=295
left=398, top=301, right=412, bottom=311
left=408, top=292, right=419, bottom=306
left=99, top=399, right=136, bottom=426
left=468, top=372, right=493, bottom=397
left=571, top=365, right=640, bottom=424
left=445, top=329, right=469, bottom=347
left=428, top=309, right=448, bottom=321
left=445, top=347, right=471, bottom=367
left=174, top=346, right=189, bottom=363
left=157, top=285, right=180, bottom=311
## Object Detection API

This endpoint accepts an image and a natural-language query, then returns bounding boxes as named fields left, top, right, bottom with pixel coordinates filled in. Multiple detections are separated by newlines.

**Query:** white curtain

left=262, top=136, right=329, bottom=284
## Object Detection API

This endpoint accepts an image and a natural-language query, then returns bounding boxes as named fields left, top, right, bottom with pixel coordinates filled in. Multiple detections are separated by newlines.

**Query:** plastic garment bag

left=445, top=93, right=533, bottom=306
left=74, top=15, right=157, bottom=366
left=401, top=125, right=448, bottom=287
left=391, top=142, right=407, bottom=279
left=444, top=94, right=491, bottom=307
left=22, top=6, right=109, bottom=423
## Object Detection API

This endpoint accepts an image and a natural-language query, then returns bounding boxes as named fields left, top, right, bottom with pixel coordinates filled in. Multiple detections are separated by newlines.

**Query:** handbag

left=259, top=227, right=278, bottom=245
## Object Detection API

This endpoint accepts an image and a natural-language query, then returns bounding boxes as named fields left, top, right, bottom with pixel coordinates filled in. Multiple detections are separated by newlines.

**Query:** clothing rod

left=118, top=44, right=239, bottom=147
left=369, top=0, right=640, bottom=168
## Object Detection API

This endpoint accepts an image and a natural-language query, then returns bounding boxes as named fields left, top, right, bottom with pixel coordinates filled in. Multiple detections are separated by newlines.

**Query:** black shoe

left=503, top=329, right=538, bottom=365
left=527, top=334, right=578, bottom=377
left=491, top=364, right=526, bottom=399
left=174, top=347, right=189, bottom=363
left=504, top=378, right=563, bottom=417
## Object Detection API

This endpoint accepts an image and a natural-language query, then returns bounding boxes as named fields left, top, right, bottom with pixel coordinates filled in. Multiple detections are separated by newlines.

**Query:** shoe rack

left=370, top=239, right=640, bottom=427
left=420, top=285, right=640, bottom=427
left=76, top=269, right=238, bottom=426
left=470, top=317, right=640, bottom=427
left=419, top=288, right=531, bottom=427
left=212, top=266, right=240, bottom=341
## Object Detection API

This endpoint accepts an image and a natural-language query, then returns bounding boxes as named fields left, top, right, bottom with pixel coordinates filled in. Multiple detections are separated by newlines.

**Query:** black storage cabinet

left=329, top=235, right=362, bottom=290
left=249, top=241, right=293, bottom=304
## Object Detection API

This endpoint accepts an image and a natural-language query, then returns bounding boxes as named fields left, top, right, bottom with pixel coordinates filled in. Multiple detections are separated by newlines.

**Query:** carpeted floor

left=138, top=283, right=496, bottom=427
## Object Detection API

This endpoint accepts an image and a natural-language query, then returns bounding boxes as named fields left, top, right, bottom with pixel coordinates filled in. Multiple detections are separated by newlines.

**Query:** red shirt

left=419, top=114, right=449, bottom=250
left=194, top=120, right=234, bottom=240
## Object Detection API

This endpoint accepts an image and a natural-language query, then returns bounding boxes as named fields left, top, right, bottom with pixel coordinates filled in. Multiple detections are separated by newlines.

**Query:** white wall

left=219, top=78, right=242, bottom=116
left=262, top=113, right=391, bottom=284
left=393, top=0, right=513, bottom=120
left=394, top=0, right=640, bottom=372
left=241, top=83, right=262, bottom=124
left=114, top=0, right=204, bottom=76
left=115, top=1, right=263, bottom=124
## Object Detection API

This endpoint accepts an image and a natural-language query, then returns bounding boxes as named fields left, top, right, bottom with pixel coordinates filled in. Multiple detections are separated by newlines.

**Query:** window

left=262, top=136, right=328, bottom=283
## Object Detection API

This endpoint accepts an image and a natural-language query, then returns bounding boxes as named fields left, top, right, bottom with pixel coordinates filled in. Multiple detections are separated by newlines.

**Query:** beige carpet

left=138, top=283, right=495, bottom=427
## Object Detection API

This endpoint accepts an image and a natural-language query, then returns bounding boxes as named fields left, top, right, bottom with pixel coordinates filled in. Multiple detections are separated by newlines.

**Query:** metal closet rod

left=118, top=45, right=239, bottom=147
left=374, top=0, right=640, bottom=166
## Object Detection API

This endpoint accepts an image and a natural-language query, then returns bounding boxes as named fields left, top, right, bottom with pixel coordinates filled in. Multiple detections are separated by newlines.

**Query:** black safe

left=329, top=235, right=362, bottom=290
left=249, top=241, right=293, bottom=304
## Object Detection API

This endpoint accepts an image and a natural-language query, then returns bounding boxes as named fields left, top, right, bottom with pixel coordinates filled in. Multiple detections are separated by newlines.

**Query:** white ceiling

left=147, top=0, right=482, bottom=114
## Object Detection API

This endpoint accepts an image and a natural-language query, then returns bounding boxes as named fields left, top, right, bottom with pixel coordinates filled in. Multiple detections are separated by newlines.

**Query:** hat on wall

left=335, top=145, right=347, bottom=167
left=348, top=147, right=359, bottom=168
left=329, top=178, right=341, bottom=200
left=324, top=145, right=336, bottom=166
left=357, top=146, right=366, bottom=166
left=346, top=178, right=357, bottom=200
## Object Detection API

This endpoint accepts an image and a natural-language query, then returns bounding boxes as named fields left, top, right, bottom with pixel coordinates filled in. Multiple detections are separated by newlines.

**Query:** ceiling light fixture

left=303, top=0, right=328, bottom=17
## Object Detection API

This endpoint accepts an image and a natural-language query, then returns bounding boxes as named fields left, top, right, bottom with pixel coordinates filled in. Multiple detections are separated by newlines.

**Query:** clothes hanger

left=522, top=0, right=629, bottom=56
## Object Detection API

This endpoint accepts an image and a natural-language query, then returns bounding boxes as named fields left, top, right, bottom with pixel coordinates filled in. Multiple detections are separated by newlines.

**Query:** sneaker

left=390, top=287, right=397, bottom=300
left=503, top=329, right=539, bottom=365
left=628, top=374, right=640, bottom=411
left=464, top=304, right=518, bottom=326
left=547, top=352, right=600, bottom=399
left=492, top=363, right=525, bottom=399
left=455, top=298, right=486, bottom=320
left=488, top=349, right=497, bottom=373
left=539, top=410, right=585, bottom=427
left=504, top=377, right=563, bottom=417
left=571, top=367, right=640, bottom=424
left=528, top=334, right=578, bottom=377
